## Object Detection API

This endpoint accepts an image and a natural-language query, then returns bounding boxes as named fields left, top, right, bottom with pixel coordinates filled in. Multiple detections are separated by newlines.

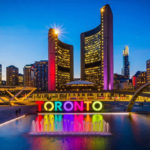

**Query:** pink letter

left=74, top=101, right=84, bottom=111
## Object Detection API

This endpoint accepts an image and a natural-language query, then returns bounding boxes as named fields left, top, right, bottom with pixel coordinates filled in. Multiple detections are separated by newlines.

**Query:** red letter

left=36, top=101, right=44, bottom=112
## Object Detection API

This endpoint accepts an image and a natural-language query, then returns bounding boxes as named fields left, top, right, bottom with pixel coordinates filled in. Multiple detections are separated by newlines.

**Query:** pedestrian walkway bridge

left=0, top=86, right=36, bottom=105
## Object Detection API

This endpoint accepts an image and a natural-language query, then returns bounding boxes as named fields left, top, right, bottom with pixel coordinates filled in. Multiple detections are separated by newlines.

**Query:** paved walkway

left=0, top=105, right=37, bottom=124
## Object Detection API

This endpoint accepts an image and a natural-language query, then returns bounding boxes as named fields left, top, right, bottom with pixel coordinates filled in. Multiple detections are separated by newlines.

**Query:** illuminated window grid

left=57, top=46, right=70, bottom=68
left=57, top=71, right=70, bottom=88
left=84, top=32, right=100, bottom=64
left=85, top=66, right=101, bottom=85
left=55, top=43, right=71, bottom=89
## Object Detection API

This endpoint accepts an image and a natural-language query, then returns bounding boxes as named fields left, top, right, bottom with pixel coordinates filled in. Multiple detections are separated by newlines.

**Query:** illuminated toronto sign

left=36, top=101, right=103, bottom=112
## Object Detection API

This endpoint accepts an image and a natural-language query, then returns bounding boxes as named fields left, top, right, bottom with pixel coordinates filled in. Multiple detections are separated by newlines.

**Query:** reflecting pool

left=0, top=113, right=150, bottom=150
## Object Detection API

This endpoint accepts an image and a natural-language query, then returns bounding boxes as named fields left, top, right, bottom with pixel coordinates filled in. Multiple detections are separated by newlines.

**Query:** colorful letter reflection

left=31, top=114, right=111, bottom=135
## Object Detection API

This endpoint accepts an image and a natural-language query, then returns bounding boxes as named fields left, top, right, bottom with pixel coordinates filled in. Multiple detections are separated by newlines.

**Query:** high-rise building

left=34, top=60, right=48, bottom=91
left=48, top=28, right=73, bottom=91
left=24, top=64, right=35, bottom=87
left=0, top=64, right=2, bottom=85
left=133, top=71, right=146, bottom=88
left=81, top=4, right=113, bottom=90
left=122, top=46, right=130, bottom=79
left=146, top=59, right=150, bottom=83
left=18, top=73, right=24, bottom=86
left=6, top=65, right=18, bottom=86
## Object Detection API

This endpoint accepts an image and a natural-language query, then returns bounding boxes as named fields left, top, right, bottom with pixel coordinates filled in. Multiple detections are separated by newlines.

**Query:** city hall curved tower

left=48, top=28, right=73, bottom=91
left=81, top=4, right=113, bottom=90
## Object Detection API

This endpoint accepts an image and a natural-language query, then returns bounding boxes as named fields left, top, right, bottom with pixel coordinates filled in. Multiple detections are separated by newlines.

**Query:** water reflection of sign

left=36, top=101, right=103, bottom=112
left=32, top=114, right=109, bottom=133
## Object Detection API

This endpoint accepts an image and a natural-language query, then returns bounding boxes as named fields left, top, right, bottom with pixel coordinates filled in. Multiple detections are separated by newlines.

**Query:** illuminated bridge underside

left=0, top=86, right=36, bottom=105
left=127, top=83, right=150, bottom=112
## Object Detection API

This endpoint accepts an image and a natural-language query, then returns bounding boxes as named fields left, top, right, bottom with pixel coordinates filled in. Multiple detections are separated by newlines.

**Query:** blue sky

left=0, top=0, right=150, bottom=80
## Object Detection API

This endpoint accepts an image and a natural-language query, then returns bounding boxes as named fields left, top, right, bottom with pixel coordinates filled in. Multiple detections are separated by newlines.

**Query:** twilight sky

left=0, top=0, right=150, bottom=80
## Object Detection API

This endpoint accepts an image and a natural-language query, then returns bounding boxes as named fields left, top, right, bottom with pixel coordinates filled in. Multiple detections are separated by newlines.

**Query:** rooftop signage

left=36, top=101, right=103, bottom=113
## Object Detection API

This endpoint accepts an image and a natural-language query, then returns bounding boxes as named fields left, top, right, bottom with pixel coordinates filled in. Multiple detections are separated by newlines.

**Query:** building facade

left=24, top=64, right=35, bottom=87
left=114, top=73, right=133, bottom=90
left=6, top=65, right=18, bottom=86
left=146, top=59, right=150, bottom=83
left=133, top=71, right=147, bottom=88
left=81, top=4, right=113, bottom=91
left=18, top=73, right=24, bottom=86
left=122, top=46, right=130, bottom=79
left=34, top=60, right=48, bottom=91
left=0, top=64, right=2, bottom=85
left=81, top=26, right=101, bottom=89
left=48, top=28, right=73, bottom=91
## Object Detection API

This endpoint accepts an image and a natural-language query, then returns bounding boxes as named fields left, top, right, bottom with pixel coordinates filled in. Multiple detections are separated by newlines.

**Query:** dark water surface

left=0, top=113, right=150, bottom=150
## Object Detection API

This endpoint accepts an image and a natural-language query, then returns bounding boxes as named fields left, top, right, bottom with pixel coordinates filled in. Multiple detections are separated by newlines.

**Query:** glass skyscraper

left=34, top=60, right=48, bottom=91
left=6, top=65, right=18, bottom=86
left=24, top=64, right=35, bottom=87
left=122, top=46, right=130, bottom=79
left=81, top=4, right=114, bottom=90
left=48, top=28, right=73, bottom=91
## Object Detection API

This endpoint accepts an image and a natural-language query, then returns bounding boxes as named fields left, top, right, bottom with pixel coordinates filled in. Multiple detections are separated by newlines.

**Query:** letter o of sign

left=44, top=101, right=54, bottom=111
left=63, top=101, right=73, bottom=111
left=92, top=101, right=103, bottom=111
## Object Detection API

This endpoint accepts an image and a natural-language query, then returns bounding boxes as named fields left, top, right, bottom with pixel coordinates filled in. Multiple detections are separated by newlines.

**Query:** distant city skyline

left=0, top=0, right=150, bottom=80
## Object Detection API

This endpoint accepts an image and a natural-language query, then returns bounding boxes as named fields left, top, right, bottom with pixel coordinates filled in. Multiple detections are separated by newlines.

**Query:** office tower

left=81, top=4, right=113, bottom=90
left=0, top=64, right=2, bottom=85
left=146, top=59, right=150, bottom=83
left=48, top=28, right=73, bottom=91
left=136, top=71, right=146, bottom=87
left=133, top=71, right=146, bottom=88
left=24, top=64, right=35, bottom=87
left=18, top=73, right=24, bottom=86
left=122, top=46, right=130, bottom=79
left=6, top=65, right=19, bottom=86
left=34, top=60, right=48, bottom=91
